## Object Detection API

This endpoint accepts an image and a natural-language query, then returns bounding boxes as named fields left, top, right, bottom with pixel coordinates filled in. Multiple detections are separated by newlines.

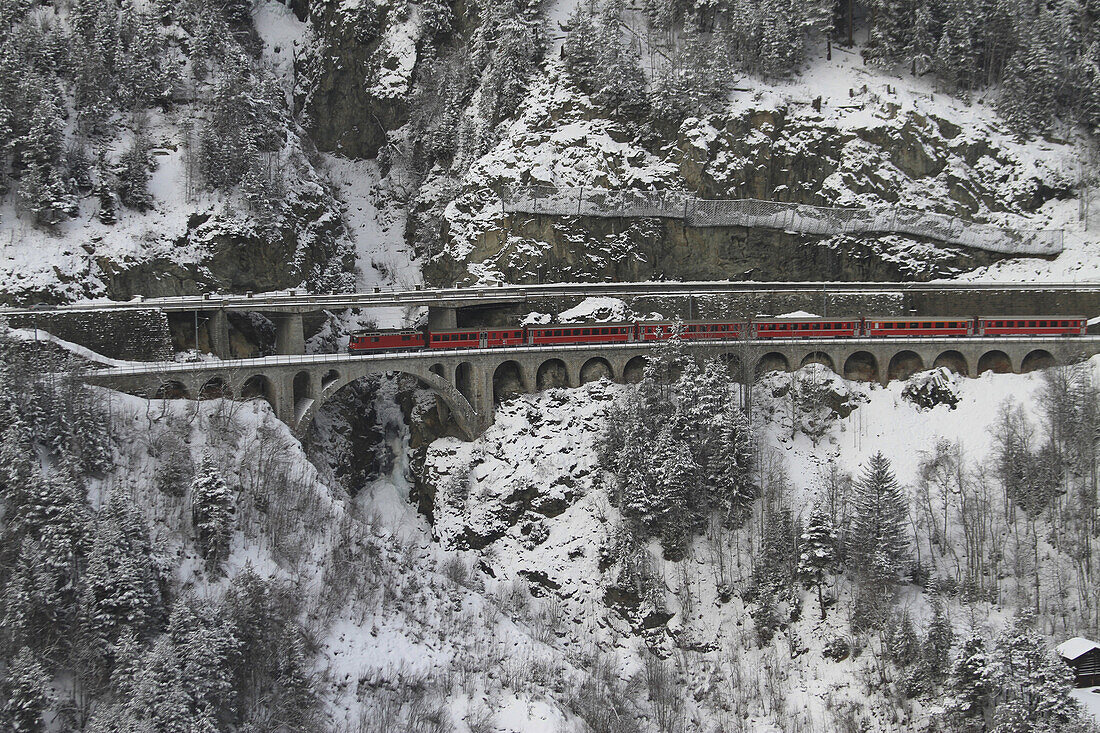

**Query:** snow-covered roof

left=1057, top=637, right=1100, bottom=660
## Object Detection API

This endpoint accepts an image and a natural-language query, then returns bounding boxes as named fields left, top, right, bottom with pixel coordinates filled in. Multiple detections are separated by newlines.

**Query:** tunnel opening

left=321, top=369, right=341, bottom=393
left=455, top=362, right=474, bottom=405
left=154, top=380, right=191, bottom=400
left=199, top=377, right=230, bottom=400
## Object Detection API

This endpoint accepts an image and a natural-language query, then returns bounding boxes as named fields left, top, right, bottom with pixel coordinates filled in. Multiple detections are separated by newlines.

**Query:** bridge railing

left=502, top=185, right=1065, bottom=256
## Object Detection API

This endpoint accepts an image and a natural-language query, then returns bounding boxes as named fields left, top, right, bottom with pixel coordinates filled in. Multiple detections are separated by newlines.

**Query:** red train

left=347, top=315, right=1087, bottom=353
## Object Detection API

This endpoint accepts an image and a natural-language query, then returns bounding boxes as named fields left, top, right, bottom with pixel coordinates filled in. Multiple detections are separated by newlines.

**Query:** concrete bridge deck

left=81, top=336, right=1100, bottom=440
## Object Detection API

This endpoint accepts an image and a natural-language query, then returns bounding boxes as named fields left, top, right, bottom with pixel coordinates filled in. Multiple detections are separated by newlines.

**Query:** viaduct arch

left=82, top=336, right=1100, bottom=441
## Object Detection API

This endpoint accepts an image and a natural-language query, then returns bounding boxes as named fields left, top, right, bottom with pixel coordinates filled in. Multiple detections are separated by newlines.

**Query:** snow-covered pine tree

left=923, top=596, right=954, bottom=685
left=16, top=90, right=75, bottom=226
left=991, top=613, right=1092, bottom=732
left=848, top=452, right=910, bottom=630
left=907, top=3, right=937, bottom=75
left=867, top=0, right=916, bottom=65
left=798, top=504, right=838, bottom=619
left=117, top=134, right=153, bottom=211
left=593, top=0, right=648, bottom=119
left=655, top=427, right=695, bottom=559
left=945, top=632, right=992, bottom=732
left=0, top=646, right=52, bottom=732
left=751, top=505, right=798, bottom=599
left=190, top=456, right=235, bottom=573
left=936, top=0, right=981, bottom=94
left=883, top=609, right=921, bottom=668
left=998, top=5, right=1061, bottom=133
left=168, top=597, right=240, bottom=726
left=711, top=403, right=756, bottom=526
left=271, top=621, right=318, bottom=727
left=78, top=492, right=163, bottom=678
left=562, top=2, right=599, bottom=93
left=848, top=452, right=910, bottom=581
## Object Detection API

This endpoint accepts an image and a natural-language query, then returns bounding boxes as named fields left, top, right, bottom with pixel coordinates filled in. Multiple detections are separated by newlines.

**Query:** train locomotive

left=347, top=315, right=1087, bottom=353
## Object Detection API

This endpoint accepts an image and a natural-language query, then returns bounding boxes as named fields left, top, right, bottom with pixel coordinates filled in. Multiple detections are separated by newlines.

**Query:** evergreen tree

left=562, top=2, right=599, bottom=93
left=116, top=135, right=153, bottom=211
left=16, top=89, right=75, bottom=226
left=751, top=506, right=798, bottom=598
left=991, top=613, right=1089, bottom=732
left=711, top=403, right=756, bottom=525
left=168, top=597, right=240, bottom=726
left=936, top=0, right=981, bottom=93
left=78, top=492, right=163, bottom=678
left=867, top=0, right=916, bottom=65
left=945, top=632, right=992, bottom=733
left=798, top=504, right=838, bottom=619
left=593, top=0, right=648, bottom=118
left=883, top=609, right=921, bottom=667
left=848, top=452, right=910, bottom=580
left=270, top=622, right=318, bottom=728
left=924, top=597, right=954, bottom=685
left=1, top=647, right=52, bottom=732
left=190, top=456, right=235, bottom=573
left=655, top=428, right=695, bottom=559
left=998, top=5, right=1061, bottom=133
left=907, top=3, right=937, bottom=75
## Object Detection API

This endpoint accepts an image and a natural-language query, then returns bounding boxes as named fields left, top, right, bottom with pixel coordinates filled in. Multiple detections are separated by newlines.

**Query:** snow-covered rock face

left=423, top=54, right=1079, bottom=285
left=423, top=383, right=617, bottom=553
left=902, top=367, right=962, bottom=410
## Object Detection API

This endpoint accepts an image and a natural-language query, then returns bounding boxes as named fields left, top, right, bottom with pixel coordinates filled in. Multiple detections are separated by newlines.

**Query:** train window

left=582, top=329, right=590, bottom=335
left=601, top=328, right=609, bottom=335
left=1028, top=321, right=1036, bottom=327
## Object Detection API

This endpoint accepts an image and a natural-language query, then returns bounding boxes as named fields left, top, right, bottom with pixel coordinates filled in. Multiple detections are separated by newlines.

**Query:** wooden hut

left=1057, top=637, right=1100, bottom=688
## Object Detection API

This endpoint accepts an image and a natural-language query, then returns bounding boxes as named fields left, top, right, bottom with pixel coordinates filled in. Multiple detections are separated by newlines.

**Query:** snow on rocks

left=902, top=367, right=962, bottom=410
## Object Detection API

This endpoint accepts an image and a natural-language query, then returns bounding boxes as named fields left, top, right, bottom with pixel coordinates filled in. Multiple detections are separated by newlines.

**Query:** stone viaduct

left=81, top=336, right=1100, bottom=440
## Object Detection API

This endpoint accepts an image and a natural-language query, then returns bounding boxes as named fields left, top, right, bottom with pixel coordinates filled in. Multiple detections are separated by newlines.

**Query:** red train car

left=682, top=320, right=744, bottom=340
left=750, top=318, right=862, bottom=338
left=637, top=322, right=676, bottom=341
left=529, top=323, right=634, bottom=345
left=863, top=317, right=973, bottom=338
left=428, top=328, right=526, bottom=349
left=349, top=329, right=426, bottom=352
left=976, top=316, right=1086, bottom=337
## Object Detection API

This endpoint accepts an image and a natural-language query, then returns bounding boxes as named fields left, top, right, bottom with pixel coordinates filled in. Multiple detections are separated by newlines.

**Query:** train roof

left=752, top=316, right=859, bottom=323
left=975, top=314, right=1085, bottom=320
left=862, top=315, right=971, bottom=321
left=528, top=321, right=635, bottom=329
left=429, top=326, right=522, bottom=334
left=350, top=328, right=423, bottom=335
